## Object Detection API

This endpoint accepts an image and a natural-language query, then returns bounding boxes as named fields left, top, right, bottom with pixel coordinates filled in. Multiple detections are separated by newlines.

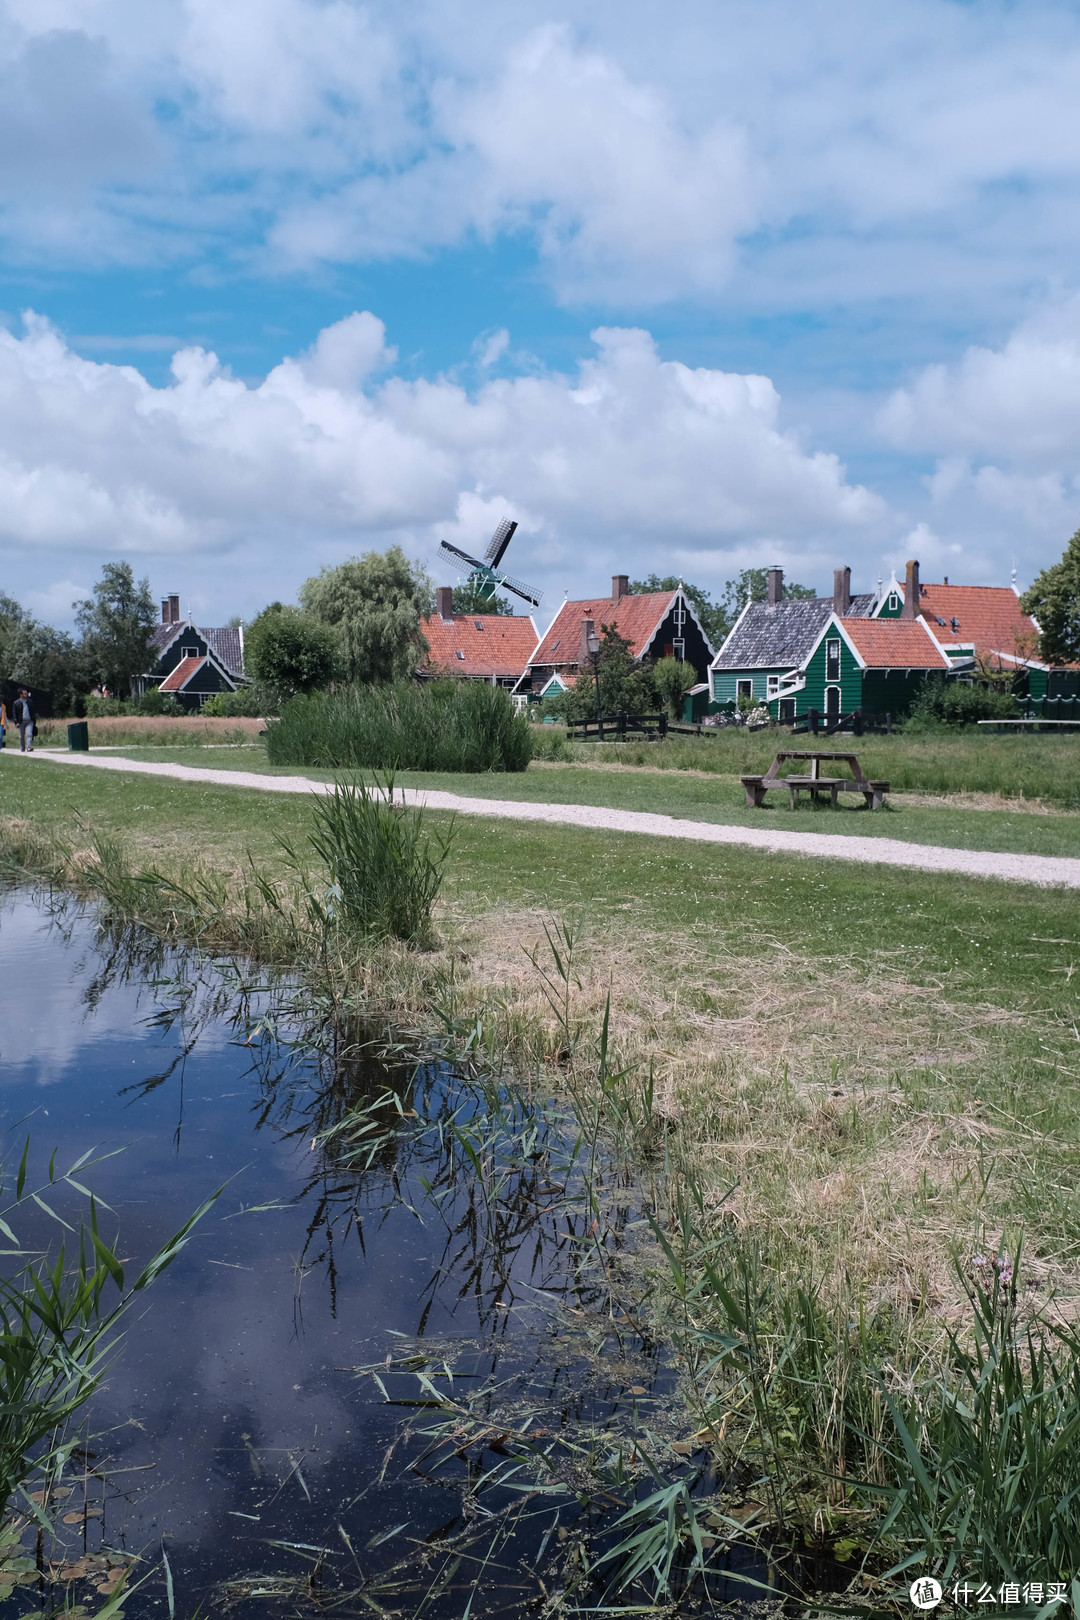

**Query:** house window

left=825, top=639, right=841, bottom=682
left=888, top=593, right=899, bottom=612
left=778, top=698, right=796, bottom=723
left=181, top=645, right=199, bottom=659
left=456, top=650, right=466, bottom=660
left=736, top=679, right=753, bottom=701
left=671, top=638, right=685, bottom=661
left=766, top=674, right=780, bottom=699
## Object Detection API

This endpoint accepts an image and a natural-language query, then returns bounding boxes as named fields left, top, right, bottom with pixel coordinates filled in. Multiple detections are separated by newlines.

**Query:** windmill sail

left=437, top=520, right=541, bottom=608
left=484, top=518, right=518, bottom=568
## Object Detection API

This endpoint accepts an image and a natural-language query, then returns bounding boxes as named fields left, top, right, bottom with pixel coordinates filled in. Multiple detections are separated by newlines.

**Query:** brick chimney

left=901, top=559, right=921, bottom=619
left=168, top=594, right=180, bottom=624
left=436, top=586, right=454, bottom=622
left=612, top=574, right=629, bottom=602
left=579, top=616, right=597, bottom=663
left=766, top=567, right=783, bottom=606
left=833, top=566, right=851, bottom=617
left=161, top=599, right=170, bottom=624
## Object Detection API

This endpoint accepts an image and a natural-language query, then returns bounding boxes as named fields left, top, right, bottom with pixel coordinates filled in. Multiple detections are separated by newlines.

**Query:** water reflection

left=0, top=888, right=763, bottom=1617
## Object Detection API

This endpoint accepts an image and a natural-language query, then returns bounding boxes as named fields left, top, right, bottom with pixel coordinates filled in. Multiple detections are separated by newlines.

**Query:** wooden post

left=659, top=711, right=668, bottom=738
left=617, top=710, right=627, bottom=737
left=853, top=707, right=864, bottom=737
left=886, top=712, right=892, bottom=735
left=809, top=707, right=819, bottom=736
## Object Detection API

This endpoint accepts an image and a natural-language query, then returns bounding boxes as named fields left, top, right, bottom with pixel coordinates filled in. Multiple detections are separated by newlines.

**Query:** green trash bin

left=67, top=721, right=89, bottom=752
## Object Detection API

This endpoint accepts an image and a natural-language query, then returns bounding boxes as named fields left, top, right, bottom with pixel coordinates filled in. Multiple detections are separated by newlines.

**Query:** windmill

left=438, top=519, right=543, bottom=608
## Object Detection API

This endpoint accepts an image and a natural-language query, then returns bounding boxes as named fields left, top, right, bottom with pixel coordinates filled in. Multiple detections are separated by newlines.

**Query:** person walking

left=13, top=689, right=34, bottom=752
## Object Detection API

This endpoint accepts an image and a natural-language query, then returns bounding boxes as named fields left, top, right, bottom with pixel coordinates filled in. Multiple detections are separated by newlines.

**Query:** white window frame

left=766, top=674, right=780, bottom=699
left=180, top=645, right=199, bottom=660
left=825, top=638, right=841, bottom=682
left=671, top=638, right=685, bottom=661
left=888, top=593, right=899, bottom=612
left=736, top=678, right=753, bottom=701
left=824, top=684, right=842, bottom=717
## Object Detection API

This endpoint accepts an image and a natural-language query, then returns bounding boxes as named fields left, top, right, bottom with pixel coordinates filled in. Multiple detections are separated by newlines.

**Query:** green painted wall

left=876, top=592, right=903, bottom=618
left=712, top=667, right=790, bottom=704
left=797, top=632, right=863, bottom=714
left=860, top=668, right=932, bottom=717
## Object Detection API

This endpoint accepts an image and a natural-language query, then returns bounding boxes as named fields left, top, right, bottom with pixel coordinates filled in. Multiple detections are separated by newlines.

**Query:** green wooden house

left=710, top=565, right=954, bottom=722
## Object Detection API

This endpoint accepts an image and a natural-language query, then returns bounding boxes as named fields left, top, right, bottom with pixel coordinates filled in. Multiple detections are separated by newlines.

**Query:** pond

left=2, top=886, right=765, bottom=1617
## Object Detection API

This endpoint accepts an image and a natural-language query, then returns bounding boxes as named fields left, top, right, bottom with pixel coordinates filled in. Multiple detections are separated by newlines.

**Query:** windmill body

left=438, top=519, right=543, bottom=609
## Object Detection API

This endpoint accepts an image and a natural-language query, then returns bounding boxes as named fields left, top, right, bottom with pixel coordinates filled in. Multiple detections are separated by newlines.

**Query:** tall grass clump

left=266, top=680, right=532, bottom=772
left=0, top=1141, right=218, bottom=1523
left=301, top=775, right=452, bottom=945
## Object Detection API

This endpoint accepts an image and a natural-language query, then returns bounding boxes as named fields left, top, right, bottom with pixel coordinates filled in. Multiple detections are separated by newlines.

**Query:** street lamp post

left=587, top=629, right=603, bottom=740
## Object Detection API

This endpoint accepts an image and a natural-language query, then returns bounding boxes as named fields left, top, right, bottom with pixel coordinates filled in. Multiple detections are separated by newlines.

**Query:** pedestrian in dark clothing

left=13, top=689, right=34, bottom=752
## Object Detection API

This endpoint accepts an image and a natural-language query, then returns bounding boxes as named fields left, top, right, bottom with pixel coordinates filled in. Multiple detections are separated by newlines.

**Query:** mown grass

left=74, top=744, right=1080, bottom=859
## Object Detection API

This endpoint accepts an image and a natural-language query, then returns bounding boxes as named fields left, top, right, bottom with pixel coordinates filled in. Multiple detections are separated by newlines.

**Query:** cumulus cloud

left=879, top=296, right=1080, bottom=463
left=873, top=298, right=1080, bottom=576
left=0, top=310, right=883, bottom=618
left=2, top=0, right=1080, bottom=308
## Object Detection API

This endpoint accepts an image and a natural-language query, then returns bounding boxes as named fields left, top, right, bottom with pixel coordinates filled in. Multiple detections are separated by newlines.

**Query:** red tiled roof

left=421, top=613, right=539, bottom=679
left=528, top=591, right=677, bottom=666
left=841, top=617, right=950, bottom=669
left=917, top=584, right=1039, bottom=664
left=159, top=656, right=206, bottom=692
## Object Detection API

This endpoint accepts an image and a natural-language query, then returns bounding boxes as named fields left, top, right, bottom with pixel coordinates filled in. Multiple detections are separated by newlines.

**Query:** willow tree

left=300, top=547, right=433, bottom=684
left=1021, top=528, right=1080, bottom=665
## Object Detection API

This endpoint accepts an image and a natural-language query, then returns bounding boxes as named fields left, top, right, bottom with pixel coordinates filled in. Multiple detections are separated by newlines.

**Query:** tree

left=300, top=546, right=433, bottom=685
left=1021, top=529, right=1080, bottom=665
left=652, top=655, right=693, bottom=718
left=74, top=563, right=156, bottom=697
left=451, top=580, right=514, bottom=616
left=7, top=618, right=91, bottom=715
left=554, top=623, right=656, bottom=722
left=246, top=604, right=338, bottom=701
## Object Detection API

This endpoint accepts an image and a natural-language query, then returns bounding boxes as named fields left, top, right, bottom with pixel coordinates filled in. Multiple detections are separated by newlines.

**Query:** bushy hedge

left=266, top=680, right=533, bottom=772
left=907, top=677, right=1017, bottom=728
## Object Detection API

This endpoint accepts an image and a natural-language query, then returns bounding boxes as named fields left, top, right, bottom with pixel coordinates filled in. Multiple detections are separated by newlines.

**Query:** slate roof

left=528, top=590, right=678, bottom=667
left=842, top=617, right=950, bottom=669
left=916, top=584, right=1039, bottom=664
left=149, top=621, right=245, bottom=677
left=159, top=656, right=207, bottom=693
left=421, top=612, right=538, bottom=679
left=713, top=599, right=834, bottom=670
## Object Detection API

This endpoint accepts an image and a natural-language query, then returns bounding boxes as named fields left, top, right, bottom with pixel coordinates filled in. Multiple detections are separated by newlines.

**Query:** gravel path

left=11, top=749, right=1080, bottom=889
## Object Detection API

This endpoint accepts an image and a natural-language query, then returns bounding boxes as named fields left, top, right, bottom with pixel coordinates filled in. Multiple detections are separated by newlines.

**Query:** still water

left=2, top=887, right=722, bottom=1616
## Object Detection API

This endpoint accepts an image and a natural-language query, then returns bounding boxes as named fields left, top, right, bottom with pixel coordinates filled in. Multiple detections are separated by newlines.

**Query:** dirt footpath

left=12, top=750, right=1080, bottom=889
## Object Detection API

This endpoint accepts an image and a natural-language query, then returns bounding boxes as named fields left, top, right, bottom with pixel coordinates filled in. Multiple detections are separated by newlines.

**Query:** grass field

left=55, top=744, right=1080, bottom=859
left=2, top=749, right=1078, bottom=1325
left=531, top=723, right=1080, bottom=805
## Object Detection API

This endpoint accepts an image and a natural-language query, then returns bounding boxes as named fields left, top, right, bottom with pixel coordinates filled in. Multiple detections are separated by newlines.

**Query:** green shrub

left=266, top=680, right=532, bottom=772
left=201, top=684, right=273, bottom=718
left=135, top=686, right=183, bottom=717
left=908, top=677, right=1017, bottom=728
left=83, top=694, right=132, bottom=718
left=304, top=776, right=451, bottom=944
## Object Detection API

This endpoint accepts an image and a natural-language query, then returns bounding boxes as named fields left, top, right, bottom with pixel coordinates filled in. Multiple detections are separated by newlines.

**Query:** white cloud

left=2, top=0, right=1080, bottom=309
left=0, top=310, right=884, bottom=618
left=879, top=295, right=1080, bottom=463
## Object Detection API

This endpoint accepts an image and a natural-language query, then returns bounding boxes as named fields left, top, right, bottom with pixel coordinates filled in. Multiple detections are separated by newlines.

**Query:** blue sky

left=2, top=0, right=1080, bottom=628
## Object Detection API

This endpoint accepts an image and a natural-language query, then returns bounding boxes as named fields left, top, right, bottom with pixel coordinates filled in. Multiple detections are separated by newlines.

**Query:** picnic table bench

left=741, top=750, right=890, bottom=810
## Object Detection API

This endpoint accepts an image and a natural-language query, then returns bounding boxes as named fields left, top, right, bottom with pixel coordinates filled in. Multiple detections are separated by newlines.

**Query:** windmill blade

left=483, top=518, right=518, bottom=568
left=439, top=539, right=485, bottom=577
left=497, top=572, right=543, bottom=608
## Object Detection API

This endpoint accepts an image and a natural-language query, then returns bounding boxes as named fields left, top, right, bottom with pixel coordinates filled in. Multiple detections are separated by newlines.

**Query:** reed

left=266, top=679, right=532, bottom=772
left=301, top=774, right=452, bottom=945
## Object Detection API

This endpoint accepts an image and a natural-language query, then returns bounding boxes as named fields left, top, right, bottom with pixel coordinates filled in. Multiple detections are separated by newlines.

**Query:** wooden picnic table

left=741, top=750, right=890, bottom=810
